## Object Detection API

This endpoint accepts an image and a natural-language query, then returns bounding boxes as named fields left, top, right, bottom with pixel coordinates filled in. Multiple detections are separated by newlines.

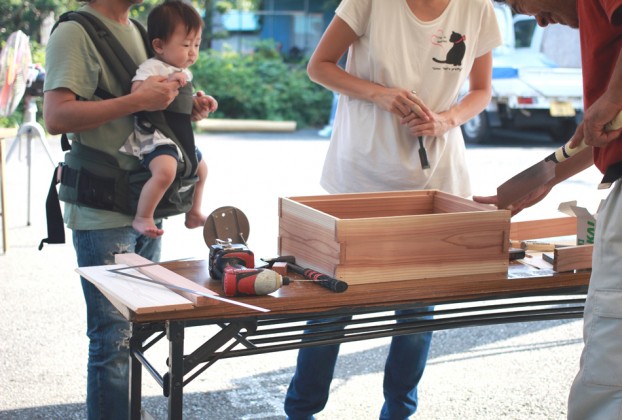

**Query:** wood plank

left=288, top=190, right=436, bottom=219
left=0, top=139, right=8, bottom=253
left=278, top=211, right=342, bottom=277
left=434, top=190, right=503, bottom=213
left=0, top=128, right=17, bottom=253
left=77, top=265, right=194, bottom=314
left=553, top=245, right=593, bottom=272
left=114, top=253, right=218, bottom=306
left=288, top=190, right=432, bottom=203
left=510, top=217, right=577, bottom=241
left=335, top=260, right=508, bottom=285
left=280, top=197, right=336, bottom=230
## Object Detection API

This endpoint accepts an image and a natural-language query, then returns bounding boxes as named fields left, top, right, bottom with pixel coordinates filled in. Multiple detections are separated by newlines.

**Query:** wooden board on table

left=78, top=265, right=193, bottom=315
left=554, top=245, right=594, bottom=272
left=510, top=217, right=576, bottom=241
left=114, top=253, right=217, bottom=306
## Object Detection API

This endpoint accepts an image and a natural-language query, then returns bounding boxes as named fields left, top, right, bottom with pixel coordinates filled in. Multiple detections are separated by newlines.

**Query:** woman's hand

left=401, top=108, right=452, bottom=138
left=374, top=88, right=433, bottom=121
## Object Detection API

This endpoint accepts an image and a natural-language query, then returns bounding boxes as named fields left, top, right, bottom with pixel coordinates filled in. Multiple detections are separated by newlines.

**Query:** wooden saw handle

left=547, top=110, right=622, bottom=164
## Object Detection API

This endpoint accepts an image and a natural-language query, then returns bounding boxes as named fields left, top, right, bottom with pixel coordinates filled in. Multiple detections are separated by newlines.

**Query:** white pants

left=568, top=180, right=622, bottom=420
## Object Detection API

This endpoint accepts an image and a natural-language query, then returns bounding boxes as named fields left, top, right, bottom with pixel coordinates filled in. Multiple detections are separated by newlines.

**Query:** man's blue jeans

left=74, top=225, right=161, bottom=420
left=285, top=307, right=433, bottom=420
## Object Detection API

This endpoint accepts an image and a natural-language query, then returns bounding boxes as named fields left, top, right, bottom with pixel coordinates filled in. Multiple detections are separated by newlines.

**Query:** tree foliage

left=191, top=41, right=332, bottom=127
left=1, top=0, right=336, bottom=128
left=0, top=0, right=260, bottom=47
left=0, top=0, right=81, bottom=43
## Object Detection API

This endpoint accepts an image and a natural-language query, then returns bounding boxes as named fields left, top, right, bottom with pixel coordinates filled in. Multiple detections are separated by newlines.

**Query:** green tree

left=0, top=0, right=81, bottom=43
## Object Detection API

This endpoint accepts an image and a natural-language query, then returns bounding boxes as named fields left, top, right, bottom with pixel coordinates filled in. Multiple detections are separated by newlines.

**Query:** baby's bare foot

left=185, top=211, right=207, bottom=229
left=133, top=217, right=164, bottom=238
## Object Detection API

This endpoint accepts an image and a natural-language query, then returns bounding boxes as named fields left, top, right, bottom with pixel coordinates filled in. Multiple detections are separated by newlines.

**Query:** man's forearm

left=551, top=147, right=594, bottom=186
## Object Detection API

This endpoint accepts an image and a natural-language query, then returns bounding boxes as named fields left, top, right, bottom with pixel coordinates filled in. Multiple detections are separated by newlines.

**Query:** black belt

left=599, top=160, right=622, bottom=189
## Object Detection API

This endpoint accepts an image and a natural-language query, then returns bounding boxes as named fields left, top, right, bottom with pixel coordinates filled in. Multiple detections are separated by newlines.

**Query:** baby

left=119, top=0, right=217, bottom=238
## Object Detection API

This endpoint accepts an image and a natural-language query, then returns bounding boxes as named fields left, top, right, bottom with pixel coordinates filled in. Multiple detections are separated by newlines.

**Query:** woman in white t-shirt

left=285, top=1, right=501, bottom=418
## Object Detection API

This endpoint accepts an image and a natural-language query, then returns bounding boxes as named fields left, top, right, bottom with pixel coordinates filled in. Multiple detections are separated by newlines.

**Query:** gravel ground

left=0, top=128, right=608, bottom=419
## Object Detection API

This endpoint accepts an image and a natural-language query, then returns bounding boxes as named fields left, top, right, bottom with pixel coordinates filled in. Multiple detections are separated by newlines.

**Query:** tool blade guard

left=208, top=243, right=254, bottom=280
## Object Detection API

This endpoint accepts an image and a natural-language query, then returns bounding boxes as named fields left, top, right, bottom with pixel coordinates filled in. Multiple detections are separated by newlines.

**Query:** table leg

left=0, top=137, right=7, bottom=253
left=129, top=331, right=144, bottom=420
left=167, top=320, right=185, bottom=420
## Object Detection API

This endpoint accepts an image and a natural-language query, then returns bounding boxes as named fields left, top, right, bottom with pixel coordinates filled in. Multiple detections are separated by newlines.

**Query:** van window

left=514, top=19, right=537, bottom=48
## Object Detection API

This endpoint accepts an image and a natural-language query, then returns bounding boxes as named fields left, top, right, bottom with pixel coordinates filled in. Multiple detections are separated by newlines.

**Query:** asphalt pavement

left=0, top=128, right=610, bottom=419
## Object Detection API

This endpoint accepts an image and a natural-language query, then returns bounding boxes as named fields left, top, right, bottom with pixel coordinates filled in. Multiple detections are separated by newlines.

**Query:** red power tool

left=209, top=241, right=291, bottom=297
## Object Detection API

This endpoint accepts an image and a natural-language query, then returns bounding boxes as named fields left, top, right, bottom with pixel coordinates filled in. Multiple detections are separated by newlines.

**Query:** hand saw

left=496, top=110, right=622, bottom=210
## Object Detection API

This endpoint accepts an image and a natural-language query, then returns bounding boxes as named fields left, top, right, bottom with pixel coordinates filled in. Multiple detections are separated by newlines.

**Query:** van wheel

left=550, top=119, right=578, bottom=143
left=462, top=111, right=491, bottom=144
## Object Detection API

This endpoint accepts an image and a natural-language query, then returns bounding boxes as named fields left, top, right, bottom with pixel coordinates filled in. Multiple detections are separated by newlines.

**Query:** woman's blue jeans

left=285, top=307, right=433, bottom=420
left=74, top=225, right=161, bottom=420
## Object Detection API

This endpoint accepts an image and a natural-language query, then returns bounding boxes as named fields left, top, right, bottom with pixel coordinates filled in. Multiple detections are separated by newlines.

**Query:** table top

left=80, top=259, right=590, bottom=323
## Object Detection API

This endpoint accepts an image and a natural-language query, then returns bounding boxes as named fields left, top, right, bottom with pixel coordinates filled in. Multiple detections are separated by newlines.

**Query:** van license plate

left=550, top=101, right=576, bottom=117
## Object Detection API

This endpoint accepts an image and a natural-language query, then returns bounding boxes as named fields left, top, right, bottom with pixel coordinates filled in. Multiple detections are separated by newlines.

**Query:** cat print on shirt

left=432, top=31, right=466, bottom=66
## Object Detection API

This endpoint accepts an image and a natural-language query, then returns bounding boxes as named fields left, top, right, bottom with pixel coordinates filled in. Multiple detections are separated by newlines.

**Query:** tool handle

left=547, top=110, right=622, bottom=164
left=418, top=137, right=430, bottom=169
left=287, top=263, right=348, bottom=293
left=546, top=140, right=588, bottom=164
left=605, top=109, right=622, bottom=132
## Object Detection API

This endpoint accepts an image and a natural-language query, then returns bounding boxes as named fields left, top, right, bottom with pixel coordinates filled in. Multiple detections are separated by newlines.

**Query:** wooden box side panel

left=336, top=260, right=508, bottom=285
left=279, top=197, right=338, bottom=231
left=510, top=217, right=577, bottom=241
left=289, top=190, right=436, bottom=219
left=289, top=190, right=434, bottom=205
left=433, top=190, right=506, bottom=213
left=336, top=212, right=509, bottom=259
left=278, top=212, right=341, bottom=278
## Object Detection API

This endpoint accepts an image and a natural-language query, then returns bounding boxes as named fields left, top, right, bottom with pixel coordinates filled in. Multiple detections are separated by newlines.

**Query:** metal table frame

left=128, top=287, right=587, bottom=419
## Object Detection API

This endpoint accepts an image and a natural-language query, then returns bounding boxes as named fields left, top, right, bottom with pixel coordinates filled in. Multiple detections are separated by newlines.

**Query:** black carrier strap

left=53, top=11, right=148, bottom=99
left=55, top=11, right=150, bottom=151
left=38, top=170, right=65, bottom=250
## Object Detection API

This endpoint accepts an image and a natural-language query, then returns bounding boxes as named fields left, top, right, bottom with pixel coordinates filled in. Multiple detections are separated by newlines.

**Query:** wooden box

left=278, top=190, right=511, bottom=285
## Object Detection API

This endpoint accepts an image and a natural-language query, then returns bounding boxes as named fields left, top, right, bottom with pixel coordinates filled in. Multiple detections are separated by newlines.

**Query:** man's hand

left=574, top=98, right=622, bottom=148
left=132, top=75, right=180, bottom=112
left=192, top=91, right=218, bottom=121
left=473, top=183, right=553, bottom=216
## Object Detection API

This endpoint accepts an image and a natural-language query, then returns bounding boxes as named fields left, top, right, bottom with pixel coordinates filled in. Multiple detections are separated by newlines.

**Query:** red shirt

left=579, top=0, right=622, bottom=173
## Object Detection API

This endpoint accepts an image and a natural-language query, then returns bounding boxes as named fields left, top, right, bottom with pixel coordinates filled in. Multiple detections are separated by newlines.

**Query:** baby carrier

left=40, top=11, right=198, bottom=249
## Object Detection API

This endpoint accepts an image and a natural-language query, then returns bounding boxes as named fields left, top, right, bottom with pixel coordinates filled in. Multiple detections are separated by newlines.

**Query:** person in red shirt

left=478, top=1, right=622, bottom=418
